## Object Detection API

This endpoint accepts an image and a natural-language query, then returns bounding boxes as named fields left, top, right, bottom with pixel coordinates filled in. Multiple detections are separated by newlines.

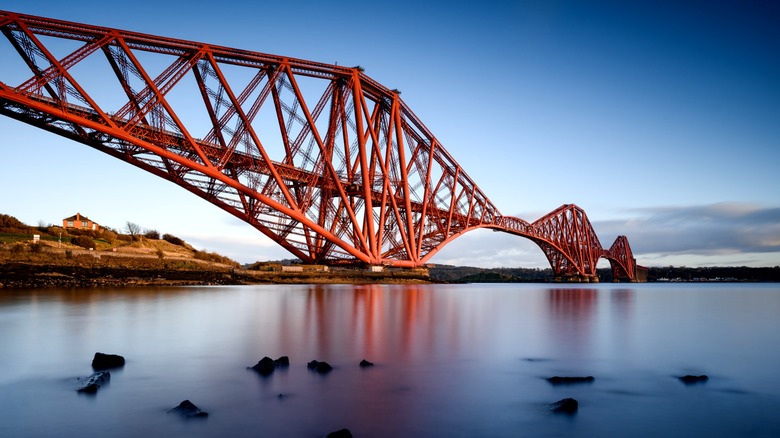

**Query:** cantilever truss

left=0, top=10, right=640, bottom=280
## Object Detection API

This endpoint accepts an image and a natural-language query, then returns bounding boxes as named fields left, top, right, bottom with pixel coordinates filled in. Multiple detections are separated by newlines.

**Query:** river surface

left=1, top=283, right=779, bottom=437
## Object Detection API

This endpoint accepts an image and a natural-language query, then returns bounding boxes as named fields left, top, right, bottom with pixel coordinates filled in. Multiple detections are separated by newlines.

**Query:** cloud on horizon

left=595, top=203, right=780, bottom=256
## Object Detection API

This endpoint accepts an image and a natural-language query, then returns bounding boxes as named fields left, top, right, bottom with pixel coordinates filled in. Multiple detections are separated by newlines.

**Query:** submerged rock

left=249, top=356, right=290, bottom=376
left=545, top=376, right=595, bottom=385
left=326, top=428, right=353, bottom=438
left=678, top=374, right=709, bottom=385
left=549, top=398, right=578, bottom=414
left=359, top=359, right=374, bottom=368
left=91, top=352, right=125, bottom=370
left=167, top=400, right=208, bottom=418
left=307, top=360, right=333, bottom=373
left=76, top=371, right=111, bottom=394
left=249, top=357, right=276, bottom=375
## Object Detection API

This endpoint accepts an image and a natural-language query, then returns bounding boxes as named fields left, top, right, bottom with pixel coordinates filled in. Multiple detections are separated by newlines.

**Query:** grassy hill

left=0, top=212, right=248, bottom=287
left=0, top=213, right=237, bottom=266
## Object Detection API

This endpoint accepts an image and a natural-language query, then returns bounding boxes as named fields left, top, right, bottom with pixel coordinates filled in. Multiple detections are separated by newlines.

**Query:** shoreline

left=0, top=261, right=434, bottom=289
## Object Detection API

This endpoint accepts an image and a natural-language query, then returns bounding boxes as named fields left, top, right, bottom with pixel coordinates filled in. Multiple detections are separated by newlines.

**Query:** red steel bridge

left=0, top=11, right=645, bottom=282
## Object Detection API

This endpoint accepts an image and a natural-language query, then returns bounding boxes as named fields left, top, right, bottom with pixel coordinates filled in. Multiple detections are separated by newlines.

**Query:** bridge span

left=0, top=10, right=645, bottom=281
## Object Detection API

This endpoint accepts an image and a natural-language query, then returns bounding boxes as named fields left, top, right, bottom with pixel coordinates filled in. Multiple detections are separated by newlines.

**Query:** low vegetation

left=144, top=229, right=160, bottom=240
left=71, top=235, right=95, bottom=250
left=162, top=233, right=185, bottom=246
left=0, top=214, right=25, bottom=230
left=193, top=250, right=240, bottom=267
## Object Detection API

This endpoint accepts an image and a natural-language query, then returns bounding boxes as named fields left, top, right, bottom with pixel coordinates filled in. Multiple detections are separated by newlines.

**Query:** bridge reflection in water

left=299, top=285, right=640, bottom=363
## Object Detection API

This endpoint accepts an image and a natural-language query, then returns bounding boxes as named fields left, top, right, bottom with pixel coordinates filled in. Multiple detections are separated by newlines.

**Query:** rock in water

left=359, top=359, right=374, bottom=368
left=307, top=360, right=333, bottom=373
left=549, top=398, right=579, bottom=414
left=249, top=356, right=290, bottom=375
left=77, top=383, right=99, bottom=394
left=76, top=371, right=111, bottom=394
left=678, top=374, right=709, bottom=385
left=545, top=376, right=595, bottom=385
left=249, top=357, right=276, bottom=375
left=91, top=352, right=125, bottom=370
left=167, top=400, right=208, bottom=418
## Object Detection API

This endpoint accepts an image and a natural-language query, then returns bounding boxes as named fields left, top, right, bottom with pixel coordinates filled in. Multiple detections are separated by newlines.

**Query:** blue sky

left=1, top=0, right=778, bottom=268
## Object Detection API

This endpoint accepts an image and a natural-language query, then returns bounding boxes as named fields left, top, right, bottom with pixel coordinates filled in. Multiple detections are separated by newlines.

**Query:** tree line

left=428, top=265, right=780, bottom=283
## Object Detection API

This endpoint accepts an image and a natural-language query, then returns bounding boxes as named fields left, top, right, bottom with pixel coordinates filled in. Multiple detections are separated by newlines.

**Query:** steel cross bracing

left=0, top=11, right=640, bottom=280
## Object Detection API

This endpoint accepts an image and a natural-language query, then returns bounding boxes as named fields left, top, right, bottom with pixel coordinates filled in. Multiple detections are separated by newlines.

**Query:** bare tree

left=126, top=221, right=142, bottom=239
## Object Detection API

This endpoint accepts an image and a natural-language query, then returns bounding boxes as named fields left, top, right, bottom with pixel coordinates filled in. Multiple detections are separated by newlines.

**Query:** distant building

left=62, top=213, right=100, bottom=231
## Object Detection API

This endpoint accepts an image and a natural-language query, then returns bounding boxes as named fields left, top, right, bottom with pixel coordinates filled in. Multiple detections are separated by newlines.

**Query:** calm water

left=1, top=283, right=779, bottom=437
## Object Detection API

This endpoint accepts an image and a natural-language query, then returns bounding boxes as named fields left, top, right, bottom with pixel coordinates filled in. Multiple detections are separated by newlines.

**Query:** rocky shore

left=0, top=261, right=433, bottom=289
left=0, top=262, right=240, bottom=288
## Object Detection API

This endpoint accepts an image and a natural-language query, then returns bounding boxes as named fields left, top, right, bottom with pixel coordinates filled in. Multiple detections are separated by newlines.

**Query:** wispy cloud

left=595, top=203, right=780, bottom=256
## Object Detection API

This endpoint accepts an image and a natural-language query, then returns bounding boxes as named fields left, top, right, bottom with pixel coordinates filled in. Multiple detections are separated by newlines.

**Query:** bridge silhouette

left=0, top=11, right=645, bottom=282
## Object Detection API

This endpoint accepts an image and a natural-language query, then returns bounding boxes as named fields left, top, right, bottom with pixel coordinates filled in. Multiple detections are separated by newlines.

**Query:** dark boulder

left=167, top=400, right=208, bottom=418
left=91, top=352, right=125, bottom=370
left=545, top=376, right=594, bottom=385
left=549, top=398, right=578, bottom=414
left=359, top=359, right=374, bottom=368
left=78, top=383, right=100, bottom=394
left=678, top=374, right=709, bottom=385
left=76, top=371, right=111, bottom=394
left=249, top=356, right=290, bottom=376
left=326, top=429, right=353, bottom=438
left=307, top=360, right=333, bottom=374
left=249, top=357, right=276, bottom=375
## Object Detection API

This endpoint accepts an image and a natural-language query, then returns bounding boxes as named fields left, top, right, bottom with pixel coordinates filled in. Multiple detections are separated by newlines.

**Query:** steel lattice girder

left=0, top=10, right=639, bottom=278
left=607, top=235, right=636, bottom=280
left=531, top=204, right=602, bottom=279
